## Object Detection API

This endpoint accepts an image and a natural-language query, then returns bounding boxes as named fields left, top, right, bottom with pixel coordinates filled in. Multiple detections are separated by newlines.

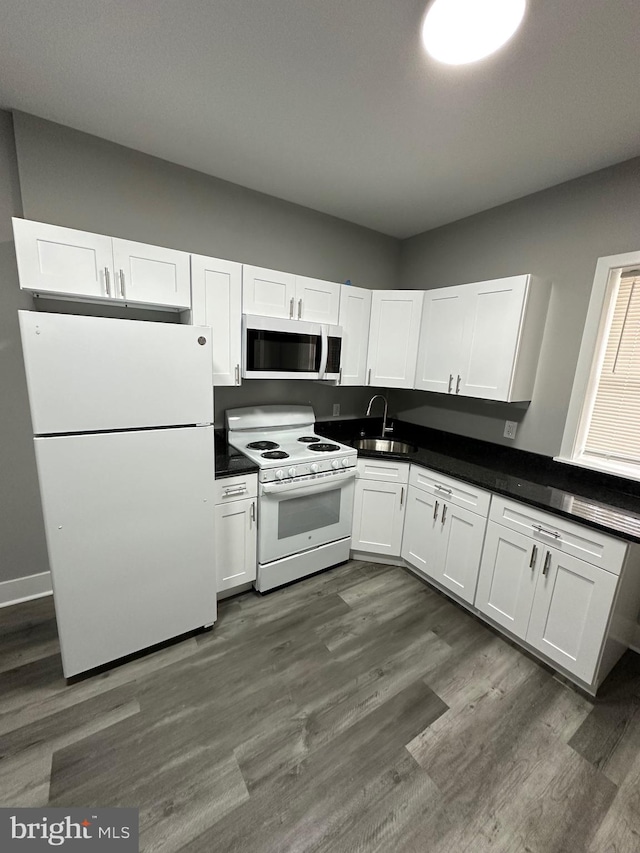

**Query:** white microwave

left=242, top=314, right=342, bottom=380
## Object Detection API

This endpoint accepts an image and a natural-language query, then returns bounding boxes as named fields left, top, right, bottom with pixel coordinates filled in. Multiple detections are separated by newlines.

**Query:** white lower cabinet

left=401, top=466, right=490, bottom=604
left=476, top=496, right=628, bottom=686
left=213, top=474, right=257, bottom=594
left=351, top=459, right=409, bottom=558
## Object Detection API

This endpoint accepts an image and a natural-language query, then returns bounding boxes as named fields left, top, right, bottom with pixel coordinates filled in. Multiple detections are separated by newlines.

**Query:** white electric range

left=226, top=405, right=357, bottom=592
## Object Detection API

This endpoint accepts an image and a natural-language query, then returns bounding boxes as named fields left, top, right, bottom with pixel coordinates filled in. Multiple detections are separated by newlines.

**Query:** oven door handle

left=261, top=470, right=355, bottom=498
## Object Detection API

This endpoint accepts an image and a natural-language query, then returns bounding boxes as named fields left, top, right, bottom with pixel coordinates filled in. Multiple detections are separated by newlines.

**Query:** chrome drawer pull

left=533, top=524, right=560, bottom=539
left=223, top=486, right=247, bottom=497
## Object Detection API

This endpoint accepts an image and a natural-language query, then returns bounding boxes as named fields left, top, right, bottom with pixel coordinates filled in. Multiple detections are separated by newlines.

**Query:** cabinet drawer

left=409, top=465, right=491, bottom=517
left=356, top=458, right=409, bottom=483
left=213, top=473, right=258, bottom=504
left=489, top=495, right=627, bottom=574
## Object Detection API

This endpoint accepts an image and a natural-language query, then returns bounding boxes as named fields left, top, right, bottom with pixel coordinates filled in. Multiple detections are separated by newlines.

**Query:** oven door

left=259, top=470, right=355, bottom=564
left=243, top=314, right=325, bottom=380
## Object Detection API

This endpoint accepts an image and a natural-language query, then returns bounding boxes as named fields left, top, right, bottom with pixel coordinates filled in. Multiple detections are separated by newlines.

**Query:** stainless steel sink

left=353, top=438, right=418, bottom=454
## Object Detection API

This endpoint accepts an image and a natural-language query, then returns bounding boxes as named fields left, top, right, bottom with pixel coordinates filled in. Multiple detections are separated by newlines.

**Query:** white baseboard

left=0, top=571, right=52, bottom=608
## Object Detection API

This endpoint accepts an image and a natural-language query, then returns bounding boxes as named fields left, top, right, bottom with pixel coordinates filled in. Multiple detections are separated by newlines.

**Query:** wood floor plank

left=181, top=680, right=446, bottom=853
left=588, top=744, right=640, bottom=853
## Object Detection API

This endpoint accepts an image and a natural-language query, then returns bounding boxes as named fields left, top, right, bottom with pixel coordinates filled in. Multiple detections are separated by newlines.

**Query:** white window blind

left=583, top=271, right=640, bottom=466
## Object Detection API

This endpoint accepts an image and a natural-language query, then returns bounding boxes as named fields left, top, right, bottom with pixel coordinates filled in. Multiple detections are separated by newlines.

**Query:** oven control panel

left=260, top=454, right=357, bottom=482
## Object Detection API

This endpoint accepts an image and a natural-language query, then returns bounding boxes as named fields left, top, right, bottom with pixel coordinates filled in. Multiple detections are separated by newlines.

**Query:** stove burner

left=308, top=443, right=341, bottom=452
left=247, top=440, right=280, bottom=451
left=261, top=450, right=289, bottom=460
left=298, top=436, right=320, bottom=443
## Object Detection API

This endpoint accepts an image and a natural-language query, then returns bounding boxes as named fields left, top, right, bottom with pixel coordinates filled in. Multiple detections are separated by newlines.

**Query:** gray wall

left=0, top=111, right=49, bottom=585
left=13, top=112, right=399, bottom=427
left=1, top=111, right=400, bottom=585
left=395, top=157, right=640, bottom=457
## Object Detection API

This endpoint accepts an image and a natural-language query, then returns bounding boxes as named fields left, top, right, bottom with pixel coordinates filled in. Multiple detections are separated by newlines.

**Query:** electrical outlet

left=333, top=403, right=340, bottom=417
left=504, top=420, right=517, bottom=440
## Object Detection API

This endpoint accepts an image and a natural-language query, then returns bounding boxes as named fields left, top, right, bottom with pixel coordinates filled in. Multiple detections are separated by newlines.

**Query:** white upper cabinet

left=13, top=218, right=113, bottom=301
left=191, top=254, right=243, bottom=386
left=13, top=218, right=191, bottom=311
left=294, top=275, right=341, bottom=324
left=366, top=290, right=424, bottom=389
left=415, top=275, right=551, bottom=401
left=111, top=239, right=191, bottom=310
left=242, top=265, right=296, bottom=318
left=414, top=285, right=467, bottom=394
left=242, top=265, right=341, bottom=324
left=337, top=285, right=372, bottom=386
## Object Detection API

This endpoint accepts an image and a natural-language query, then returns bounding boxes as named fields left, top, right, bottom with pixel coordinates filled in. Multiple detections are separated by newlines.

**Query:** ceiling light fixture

left=422, top=0, right=526, bottom=65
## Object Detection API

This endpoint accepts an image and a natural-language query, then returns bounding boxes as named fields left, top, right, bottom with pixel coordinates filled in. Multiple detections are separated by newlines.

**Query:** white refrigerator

left=19, top=310, right=217, bottom=678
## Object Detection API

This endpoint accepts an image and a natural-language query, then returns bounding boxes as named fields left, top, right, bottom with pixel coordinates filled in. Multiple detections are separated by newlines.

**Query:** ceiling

left=0, top=0, right=639, bottom=239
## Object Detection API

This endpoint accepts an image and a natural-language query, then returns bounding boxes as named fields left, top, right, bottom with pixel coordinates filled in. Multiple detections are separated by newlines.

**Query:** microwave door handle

left=318, top=326, right=329, bottom=379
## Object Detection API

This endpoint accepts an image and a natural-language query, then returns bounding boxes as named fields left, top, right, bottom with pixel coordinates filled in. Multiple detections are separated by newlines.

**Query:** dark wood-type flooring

left=2, top=560, right=640, bottom=852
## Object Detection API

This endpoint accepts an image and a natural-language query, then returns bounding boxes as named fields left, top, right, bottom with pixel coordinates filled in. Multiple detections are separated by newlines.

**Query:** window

left=558, top=250, right=640, bottom=480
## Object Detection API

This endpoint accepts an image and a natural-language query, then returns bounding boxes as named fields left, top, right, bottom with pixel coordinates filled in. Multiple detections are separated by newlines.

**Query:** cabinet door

left=295, top=276, right=341, bottom=324
left=401, top=485, right=442, bottom=578
left=475, top=522, right=538, bottom=638
left=191, top=254, right=242, bottom=386
left=214, top=497, right=257, bottom=592
left=438, top=503, right=486, bottom=604
left=112, top=239, right=191, bottom=309
left=526, top=549, right=619, bottom=683
left=414, top=286, right=466, bottom=393
left=352, top=479, right=406, bottom=557
left=338, top=286, right=371, bottom=386
left=13, top=218, right=114, bottom=300
left=242, top=265, right=296, bottom=318
left=458, top=275, right=528, bottom=401
left=367, top=291, right=424, bottom=389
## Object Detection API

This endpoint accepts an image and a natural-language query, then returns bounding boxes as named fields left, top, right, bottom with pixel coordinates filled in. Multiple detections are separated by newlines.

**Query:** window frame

left=556, top=249, right=640, bottom=481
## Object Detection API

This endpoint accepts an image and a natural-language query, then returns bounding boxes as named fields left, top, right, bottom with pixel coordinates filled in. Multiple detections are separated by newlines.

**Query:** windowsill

left=553, top=454, right=640, bottom=484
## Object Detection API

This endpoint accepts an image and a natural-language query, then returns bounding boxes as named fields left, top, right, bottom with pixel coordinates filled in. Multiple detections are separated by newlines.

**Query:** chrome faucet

left=365, top=395, right=393, bottom=437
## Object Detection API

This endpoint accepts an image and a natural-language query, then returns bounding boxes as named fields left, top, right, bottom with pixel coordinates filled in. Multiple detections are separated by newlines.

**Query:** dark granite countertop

left=214, top=430, right=259, bottom=479
left=316, top=418, right=640, bottom=545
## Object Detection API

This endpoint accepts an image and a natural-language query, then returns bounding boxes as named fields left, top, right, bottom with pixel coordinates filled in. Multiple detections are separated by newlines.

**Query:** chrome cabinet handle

left=298, top=299, right=302, bottom=319
left=441, top=503, right=448, bottom=524
left=119, top=269, right=126, bottom=298
left=529, top=544, right=538, bottom=568
left=448, top=374, right=453, bottom=393
left=289, top=297, right=294, bottom=318
left=543, top=551, right=552, bottom=576
left=455, top=374, right=461, bottom=394
left=367, top=368, right=372, bottom=385
left=338, top=367, right=343, bottom=385
left=433, top=500, right=439, bottom=521
left=235, top=364, right=240, bottom=385
left=250, top=501, right=256, bottom=526
left=435, top=484, right=452, bottom=496
left=223, top=486, right=247, bottom=497
left=400, top=486, right=404, bottom=507
left=104, top=267, right=111, bottom=297
left=533, top=524, right=560, bottom=539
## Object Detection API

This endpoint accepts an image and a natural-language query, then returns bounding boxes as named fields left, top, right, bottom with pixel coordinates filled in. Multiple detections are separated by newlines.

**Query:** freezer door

left=19, top=311, right=213, bottom=434
left=34, top=426, right=216, bottom=678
